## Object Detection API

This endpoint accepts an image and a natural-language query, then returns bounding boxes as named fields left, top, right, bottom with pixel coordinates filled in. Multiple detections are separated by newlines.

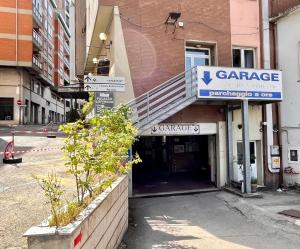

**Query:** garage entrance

left=132, top=135, right=217, bottom=195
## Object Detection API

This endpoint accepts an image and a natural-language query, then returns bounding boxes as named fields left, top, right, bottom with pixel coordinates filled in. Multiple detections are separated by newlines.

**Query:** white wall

left=277, top=9, right=300, bottom=185
left=0, top=68, right=24, bottom=125
left=0, top=68, right=66, bottom=125
left=232, top=105, right=263, bottom=185
left=69, top=0, right=76, bottom=82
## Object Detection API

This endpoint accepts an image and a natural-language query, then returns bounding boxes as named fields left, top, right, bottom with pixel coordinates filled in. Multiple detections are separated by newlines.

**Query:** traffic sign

left=197, top=66, right=283, bottom=101
left=83, top=75, right=125, bottom=92
left=16, top=99, right=22, bottom=105
left=84, top=83, right=125, bottom=92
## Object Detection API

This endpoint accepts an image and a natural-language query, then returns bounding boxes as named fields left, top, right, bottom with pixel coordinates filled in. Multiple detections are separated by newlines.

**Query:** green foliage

left=81, top=92, right=95, bottom=117
left=251, top=178, right=257, bottom=184
left=59, top=104, right=141, bottom=205
left=32, top=173, right=64, bottom=227
left=66, top=108, right=80, bottom=122
left=35, top=105, right=141, bottom=227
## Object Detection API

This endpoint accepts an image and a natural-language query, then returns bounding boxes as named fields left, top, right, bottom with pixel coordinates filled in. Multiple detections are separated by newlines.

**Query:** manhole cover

left=278, top=209, right=300, bottom=218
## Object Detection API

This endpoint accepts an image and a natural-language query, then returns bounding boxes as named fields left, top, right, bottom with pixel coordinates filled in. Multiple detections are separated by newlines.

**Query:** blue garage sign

left=197, top=66, right=283, bottom=100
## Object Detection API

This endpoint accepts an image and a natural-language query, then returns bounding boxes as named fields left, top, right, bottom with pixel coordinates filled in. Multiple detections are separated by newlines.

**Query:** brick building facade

left=0, top=0, right=73, bottom=125
left=78, top=0, right=283, bottom=195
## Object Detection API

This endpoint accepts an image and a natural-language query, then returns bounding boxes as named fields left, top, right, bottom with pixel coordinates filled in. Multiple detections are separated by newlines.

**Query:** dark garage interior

left=132, top=135, right=216, bottom=196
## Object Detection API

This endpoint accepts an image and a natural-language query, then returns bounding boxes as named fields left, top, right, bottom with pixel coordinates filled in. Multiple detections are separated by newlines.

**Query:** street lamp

left=99, top=32, right=107, bottom=41
left=92, top=57, right=99, bottom=64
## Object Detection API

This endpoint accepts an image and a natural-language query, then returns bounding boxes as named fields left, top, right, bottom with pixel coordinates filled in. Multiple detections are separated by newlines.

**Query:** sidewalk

left=217, top=189, right=300, bottom=234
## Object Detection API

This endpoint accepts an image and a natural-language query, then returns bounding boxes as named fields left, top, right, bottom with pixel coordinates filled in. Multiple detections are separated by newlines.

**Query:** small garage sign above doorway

left=141, top=123, right=217, bottom=136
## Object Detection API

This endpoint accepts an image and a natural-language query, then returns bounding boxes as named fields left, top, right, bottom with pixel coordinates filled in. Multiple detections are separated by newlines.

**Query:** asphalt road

left=121, top=192, right=300, bottom=249
left=0, top=133, right=75, bottom=249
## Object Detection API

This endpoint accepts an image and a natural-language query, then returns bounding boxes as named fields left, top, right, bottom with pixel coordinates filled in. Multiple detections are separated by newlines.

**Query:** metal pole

left=242, top=99, right=251, bottom=193
left=226, top=106, right=233, bottom=185
left=262, top=0, right=278, bottom=174
left=18, top=106, right=21, bottom=125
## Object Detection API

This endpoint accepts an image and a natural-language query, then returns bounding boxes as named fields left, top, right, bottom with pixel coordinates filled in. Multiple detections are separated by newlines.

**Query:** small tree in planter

left=36, top=105, right=141, bottom=227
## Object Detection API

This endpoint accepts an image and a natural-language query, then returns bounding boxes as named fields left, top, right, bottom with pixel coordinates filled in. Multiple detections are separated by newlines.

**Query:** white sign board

left=141, top=123, right=217, bottom=136
left=197, top=66, right=282, bottom=101
left=84, top=75, right=125, bottom=92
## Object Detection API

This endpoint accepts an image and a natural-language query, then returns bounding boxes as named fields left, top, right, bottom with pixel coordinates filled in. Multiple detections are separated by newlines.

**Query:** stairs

left=128, top=67, right=198, bottom=133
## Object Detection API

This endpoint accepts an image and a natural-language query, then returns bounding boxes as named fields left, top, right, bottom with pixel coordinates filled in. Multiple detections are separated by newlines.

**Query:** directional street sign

left=95, top=92, right=114, bottom=116
left=84, top=75, right=125, bottom=92
left=197, top=66, right=283, bottom=101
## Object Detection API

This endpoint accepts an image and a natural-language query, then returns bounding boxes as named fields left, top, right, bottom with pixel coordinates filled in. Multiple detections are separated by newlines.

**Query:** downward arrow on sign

left=202, top=71, right=213, bottom=85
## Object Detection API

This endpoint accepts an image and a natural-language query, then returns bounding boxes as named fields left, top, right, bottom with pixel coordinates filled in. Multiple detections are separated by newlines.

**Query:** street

left=0, top=130, right=75, bottom=249
left=121, top=192, right=300, bottom=249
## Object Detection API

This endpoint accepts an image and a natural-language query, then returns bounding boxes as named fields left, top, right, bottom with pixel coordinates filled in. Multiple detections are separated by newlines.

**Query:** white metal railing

left=32, top=55, right=42, bottom=70
left=63, top=56, right=70, bottom=68
left=33, top=7, right=42, bottom=23
left=33, top=29, right=42, bottom=47
left=128, top=66, right=198, bottom=130
left=64, top=71, right=70, bottom=82
left=63, top=42, right=70, bottom=54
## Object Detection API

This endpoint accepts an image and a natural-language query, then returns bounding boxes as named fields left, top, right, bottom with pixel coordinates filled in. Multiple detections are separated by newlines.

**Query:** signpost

left=83, top=75, right=125, bottom=92
left=197, top=66, right=283, bottom=193
left=197, top=66, right=282, bottom=101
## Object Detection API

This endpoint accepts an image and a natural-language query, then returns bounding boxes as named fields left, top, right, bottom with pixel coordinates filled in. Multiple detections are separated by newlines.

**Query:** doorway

left=185, top=47, right=211, bottom=71
left=42, top=107, right=45, bottom=124
left=132, top=135, right=216, bottom=195
left=236, top=141, right=257, bottom=182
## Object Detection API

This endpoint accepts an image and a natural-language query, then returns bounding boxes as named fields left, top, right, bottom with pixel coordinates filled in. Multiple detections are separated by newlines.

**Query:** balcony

left=32, top=55, right=43, bottom=72
left=63, top=42, right=70, bottom=54
left=32, top=29, right=42, bottom=51
left=64, top=71, right=70, bottom=84
left=63, top=56, right=70, bottom=69
left=33, top=6, right=42, bottom=28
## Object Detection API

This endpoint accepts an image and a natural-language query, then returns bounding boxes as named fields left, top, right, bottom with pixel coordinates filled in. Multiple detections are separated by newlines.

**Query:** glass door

left=185, top=47, right=211, bottom=71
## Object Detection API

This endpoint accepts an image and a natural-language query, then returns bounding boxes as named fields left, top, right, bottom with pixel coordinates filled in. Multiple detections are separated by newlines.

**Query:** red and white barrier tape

left=10, top=130, right=60, bottom=134
left=0, top=147, right=61, bottom=155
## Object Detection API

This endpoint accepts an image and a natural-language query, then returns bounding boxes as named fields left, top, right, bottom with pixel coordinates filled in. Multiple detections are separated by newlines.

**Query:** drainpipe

left=262, top=0, right=279, bottom=175
left=16, top=0, right=18, bottom=65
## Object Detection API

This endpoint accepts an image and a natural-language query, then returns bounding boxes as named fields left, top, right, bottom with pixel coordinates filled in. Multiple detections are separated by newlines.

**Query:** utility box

left=271, top=145, right=281, bottom=170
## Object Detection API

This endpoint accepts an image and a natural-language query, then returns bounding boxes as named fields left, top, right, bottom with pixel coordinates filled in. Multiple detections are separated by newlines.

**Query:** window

left=48, top=46, right=53, bottom=58
left=25, top=99, right=29, bottom=116
left=31, top=80, right=41, bottom=94
left=66, top=15, right=70, bottom=28
left=288, top=148, right=300, bottom=163
left=44, top=19, right=48, bottom=32
left=65, top=0, right=70, bottom=14
left=48, top=65, right=53, bottom=80
left=41, top=86, right=45, bottom=97
left=0, top=98, right=14, bottom=120
left=31, top=80, right=35, bottom=91
left=48, top=24, right=53, bottom=38
left=185, top=42, right=215, bottom=71
left=233, top=48, right=255, bottom=68
left=48, top=5, right=53, bottom=18
left=185, top=48, right=211, bottom=71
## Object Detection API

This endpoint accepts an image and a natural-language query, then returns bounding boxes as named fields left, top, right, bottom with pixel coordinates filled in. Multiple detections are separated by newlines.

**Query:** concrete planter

left=24, top=175, right=128, bottom=249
